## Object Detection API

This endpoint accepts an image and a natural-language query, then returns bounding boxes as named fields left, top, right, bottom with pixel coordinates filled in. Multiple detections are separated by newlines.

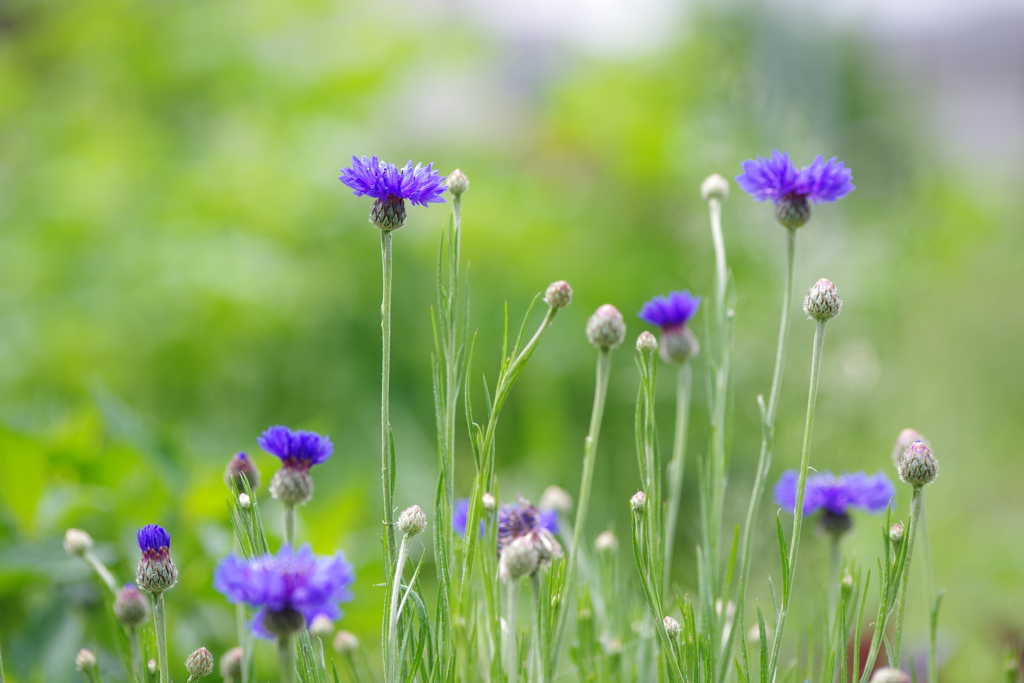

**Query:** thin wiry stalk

left=381, top=228, right=396, bottom=577
left=663, top=362, right=692, bottom=594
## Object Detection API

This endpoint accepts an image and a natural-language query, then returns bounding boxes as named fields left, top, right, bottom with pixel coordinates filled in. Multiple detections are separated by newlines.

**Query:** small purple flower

left=214, top=544, right=355, bottom=639
left=136, top=525, right=177, bottom=592
left=137, top=524, right=171, bottom=557
left=736, top=151, right=854, bottom=204
left=638, top=291, right=701, bottom=331
left=774, top=471, right=895, bottom=516
left=339, top=156, right=447, bottom=207
left=258, top=426, right=333, bottom=471
left=497, top=497, right=559, bottom=553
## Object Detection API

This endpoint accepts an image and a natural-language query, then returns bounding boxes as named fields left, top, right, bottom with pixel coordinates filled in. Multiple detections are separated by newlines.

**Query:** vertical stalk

left=893, top=487, right=925, bottom=668
left=277, top=635, right=296, bottom=683
left=504, top=579, right=521, bottom=683
left=235, top=602, right=249, bottom=683
left=549, top=347, right=613, bottom=678
left=83, top=550, right=119, bottom=597
left=387, top=536, right=410, bottom=683
left=153, top=592, right=169, bottom=683
left=768, top=318, right=828, bottom=681
left=283, top=504, right=295, bottom=548
left=381, top=229, right=396, bottom=576
left=663, top=362, right=692, bottom=593
left=129, top=627, right=142, bottom=683
left=921, top=499, right=937, bottom=683
left=827, top=535, right=841, bottom=637
left=530, top=575, right=543, bottom=683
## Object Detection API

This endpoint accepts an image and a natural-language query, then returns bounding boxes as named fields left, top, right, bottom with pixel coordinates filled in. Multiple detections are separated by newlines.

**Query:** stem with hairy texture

left=663, top=362, right=692, bottom=593
left=387, top=535, right=410, bottom=683
left=381, top=228, right=396, bottom=576
left=153, top=592, right=169, bottom=683
left=893, top=487, right=925, bottom=668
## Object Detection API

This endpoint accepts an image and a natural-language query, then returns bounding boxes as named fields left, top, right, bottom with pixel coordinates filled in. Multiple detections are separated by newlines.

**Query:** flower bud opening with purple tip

left=898, top=440, right=939, bottom=488
left=736, top=150, right=854, bottom=229
left=136, top=524, right=178, bottom=592
left=586, top=304, right=626, bottom=349
left=339, top=155, right=447, bottom=232
left=114, top=583, right=151, bottom=627
left=225, top=452, right=260, bottom=493
left=544, top=280, right=573, bottom=309
left=638, top=290, right=701, bottom=363
left=259, top=426, right=333, bottom=506
left=773, top=471, right=895, bottom=537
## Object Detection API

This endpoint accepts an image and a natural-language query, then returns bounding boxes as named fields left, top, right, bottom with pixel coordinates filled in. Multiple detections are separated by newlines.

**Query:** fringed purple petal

left=339, top=156, right=447, bottom=205
left=737, top=150, right=854, bottom=205
left=638, top=291, right=701, bottom=329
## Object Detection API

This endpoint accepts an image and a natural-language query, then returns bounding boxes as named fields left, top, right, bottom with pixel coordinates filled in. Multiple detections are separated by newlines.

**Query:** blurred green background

left=1, top=0, right=1022, bottom=680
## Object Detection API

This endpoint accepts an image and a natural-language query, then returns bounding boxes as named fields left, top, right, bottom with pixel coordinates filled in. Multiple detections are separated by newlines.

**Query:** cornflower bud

left=594, top=530, right=618, bottom=553
left=398, top=505, right=428, bottom=537
left=663, top=616, right=682, bottom=637
left=803, top=278, right=842, bottom=322
left=635, top=331, right=658, bottom=354
left=114, top=583, right=150, bottom=627
left=220, top=648, right=243, bottom=682
left=630, top=491, right=646, bottom=513
left=586, top=304, right=626, bottom=349
left=868, top=668, right=910, bottom=683
left=225, top=452, right=260, bottom=492
left=446, top=169, right=469, bottom=196
left=544, top=280, right=573, bottom=309
left=75, top=649, right=97, bottom=671
left=334, top=630, right=360, bottom=653
left=889, top=522, right=905, bottom=544
left=136, top=525, right=177, bottom=593
left=499, top=536, right=540, bottom=580
left=700, top=174, right=730, bottom=201
left=64, top=528, right=94, bottom=557
left=540, top=485, right=573, bottom=514
left=892, top=428, right=928, bottom=468
left=309, top=614, right=334, bottom=639
left=898, top=441, right=939, bottom=488
left=482, top=492, right=496, bottom=511
left=185, top=647, right=214, bottom=679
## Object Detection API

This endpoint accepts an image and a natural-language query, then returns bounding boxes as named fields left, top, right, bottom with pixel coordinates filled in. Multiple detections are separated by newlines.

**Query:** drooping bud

left=220, top=648, right=243, bottom=682
left=898, top=441, right=938, bottom=488
left=892, top=428, right=927, bottom=468
left=775, top=194, right=811, bottom=229
left=540, top=485, right=573, bottom=515
left=482, top=492, right=496, bottom=511
left=868, top=668, right=910, bottom=683
left=700, top=174, right=730, bottom=201
left=660, top=326, right=700, bottom=364
left=630, top=491, right=647, bottom=513
left=64, top=528, right=94, bottom=557
left=333, top=630, right=360, bottom=654
left=586, top=304, right=626, bottom=349
left=635, top=331, right=658, bottom=354
left=398, top=505, right=428, bottom=537
left=446, top=169, right=469, bottom=196
left=75, top=649, right=97, bottom=671
left=816, top=510, right=853, bottom=537
left=370, top=195, right=407, bottom=231
left=499, top=536, right=540, bottom=581
left=136, top=525, right=178, bottom=593
left=114, top=583, right=151, bottom=627
left=544, top=280, right=573, bottom=309
left=185, top=647, right=214, bottom=679
left=803, top=278, right=842, bottom=322
left=594, top=530, right=618, bottom=553
left=225, top=452, right=261, bottom=493
left=270, top=468, right=314, bottom=506
left=889, top=522, right=905, bottom=544
left=663, top=616, right=682, bottom=637
left=238, top=493, right=251, bottom=509
left=309, top=614, right=335, bottom=639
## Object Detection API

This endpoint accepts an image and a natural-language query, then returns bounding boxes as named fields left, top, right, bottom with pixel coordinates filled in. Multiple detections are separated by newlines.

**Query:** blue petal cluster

left=638, top=291, right=701, bottom=330
left=258, top=426, right=333, bottom=471
left=736, top=151, right=854, bottom=204
left=137, top=524, right=171, bottom=554
left=339, top=156, right=447, bottom=207
left=774, top=471, right=895, bottom=516
left=452, top=498, right=558, bottom=541
left=214, top=545, right=355, bottom=639
left=497, top=498, right=559, bottom=551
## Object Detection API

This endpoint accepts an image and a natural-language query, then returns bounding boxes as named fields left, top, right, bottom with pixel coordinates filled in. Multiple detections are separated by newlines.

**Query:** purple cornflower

left=736, top=151, right=854, bottom=228
left=258, top=426, right=333, bottom=471
left=339, top=156, right=447, bottom=231
left=137, top=524, right=171, bottom=556
left=214, top=544, right=355, bottom=639
left=774, top=470, right=895, bottom=536
left=136, top=524, right=177, bottom=592
left=638, top=291, right=702, bottom=363
left=497, top=497, right=560, bottom=552
left=453, top=497, right=558, bottom=540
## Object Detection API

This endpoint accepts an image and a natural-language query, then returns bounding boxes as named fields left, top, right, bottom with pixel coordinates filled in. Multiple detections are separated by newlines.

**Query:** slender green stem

left=83, top=550, right=118, bottom=597
left=129, top=627, right=142, bottom=683
left=277, top=635, right=296, bottom=683
left=768, top=318, right=828, bottom=681
left=549, top=347, right=613, bottom=679
left=663, top=362, right=692, bottom=594
left=921, top=498, right=937, bottom=683
left=283, top=504, right=295, bottom=548
left=153, top=592, right=169, bottom=683
left=530, top=575, right=543, bottom=683
left=827, top=534, right=842, bottom=638
left=893, top=487, right=925, bottom=668
left=504, top=578, right=521, bottom=683
left=381, top=228, right=396, bottom=576
left=387, top=535, right=410, bottom=683
left=718, top=227, right=796, bottom=683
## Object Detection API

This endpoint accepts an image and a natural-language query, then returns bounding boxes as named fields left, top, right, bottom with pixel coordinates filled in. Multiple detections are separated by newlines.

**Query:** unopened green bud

left=238, top=493, right=251, bottom=509
left=540, top=485, right=572, bottom=514
left=75, top=649, right=97, bottom=671
left=635, top=331, right=658, bottom=354
left=309, top=614, right=334, bottom=639
left=544, top=280, right=573, bottom=309
left=185, top=647, right=214, bottom=679
left=700, top=174, right=730, bottom=201
left=898, top=441, right=938, bottom=488
left=220, top=648, right=243, bottom=681
left=804, top=278, right=842, bottom=322
left=114, top=583, right=150, bottom=627
left=840, top=572, right=854, bottom=597
left=370, top=195, right=407, bottom=231
left=225, top=452, right=260, bottom=492
left=892, top=428, right=927, bottom=468
left=397, top=505, right=428, bottom=537
left=586, top=304, right=626, bottom=349
left=446, top=169, right=469, bottom=196
left=499, top=536, right=540, bottom=581
left=334, top=630, right=360, bottom=654
left=630, top=491, right=646, bottom=513
left=594, top=530, right=618, bottom=553
left=663, top=616, right=682, bottom=637
left=889, top=522, right=905, bottom=544
left=270, top=468, right=314, bottom=506
left=482, top=492, right=496, bottom=511
left=64, top=528, right=94, bottom=557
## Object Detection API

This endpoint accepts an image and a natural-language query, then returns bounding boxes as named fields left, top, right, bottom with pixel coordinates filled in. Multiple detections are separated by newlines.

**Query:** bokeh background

left=1, top=0, right=1022, bottom=680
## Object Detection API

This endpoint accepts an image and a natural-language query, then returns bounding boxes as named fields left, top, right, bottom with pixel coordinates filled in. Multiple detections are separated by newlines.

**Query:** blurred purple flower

left=736, top=151, right=854, bottom=204
left=638, top=291, right=701, bottom=330
left=774, top=470, right=895, bottom=516
left=214, top=544, right=354, bottom=639
left=497, top=497, right=559, bottom=552
left=339, top=156, right=447, bottom=207
left=453, top=497, right=559, bottom=541
left=258, top=426, right=333, bottom=471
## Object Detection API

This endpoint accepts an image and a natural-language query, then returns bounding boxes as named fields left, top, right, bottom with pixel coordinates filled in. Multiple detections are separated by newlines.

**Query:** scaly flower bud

left=635, top=331, right=658, bottom=354
left=370, top=195, right=407, bottom=231
left=700, top=174, right=730, bottom=201
left=398, top=505, right=428, bottom=537
left=663, top=616, right=682, bottom=637
left=775, top=194, right=811, bottom=228
left=446, top=169, right=469, bottom=196
left=892, top=428, right=927, bottom=468
left=803, top=278, right=842, bottom=322
left=185, top=648, right=214, bottom=679
left=309, top=614, right=334, bottom=639
left=630, top=491, right=647, bottom=513
left=540, top=485, right=573, bottom=514
left=270, top=469, right=314, bottom=506
left=889, top=522, right=905, bottom=544
left=75, top=649, right=97, bottom=671
left=136, top=524, right=178, bottom=593
left=225, top=452, right=260, bottom=492
left=499, top=536, right=540, bottom=581
left=334, top=630, right=360, bottom=654
left=220, top=648, right=243, bottom=682
left=660, top=326, right=700, bottom=364
left=586, top=304, right=626, bottom=349
left=64, top=528, right=94, bottom=557
left=544, top=280, right=573, bottom=309
left=898, top=440, right=938, bottom=487
left=114, top=583, right=151, bottom=627
left=594, top=530, right=618, bottom=553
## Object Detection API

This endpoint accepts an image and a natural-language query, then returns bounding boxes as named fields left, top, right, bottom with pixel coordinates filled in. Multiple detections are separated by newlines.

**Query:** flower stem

left=921, top=498, right=937, bottom=683
left=768, top=317, right=828, bottom=681
left=277, top=635, right=296, bottom=683
left=893, top=487, right=925, bottom=668
left=530, top=574, right=543, bottom=683
left=827, top=534, right=842, bottom=637
left=549, top=347, right=612, bottom=679
left=387, top=535, right=410, bottom=683
left=663, top=362, right=692, bottom=594
left=381, top=228, right=396, bottom=577
left=503, top=578, right=521, bottom=683
left=83, top=549, right=119, bottom=597
left=283, top=503, right=295, bottom=548
left=235, top=601, right=249, bottom=683
left=129, top=627, right=142, bottom=683
left=153, top=591, right=169, bottom=683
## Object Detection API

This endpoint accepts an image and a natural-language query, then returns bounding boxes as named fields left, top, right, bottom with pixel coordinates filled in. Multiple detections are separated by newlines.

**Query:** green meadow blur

left=1, top=0, right=1022, bottom=681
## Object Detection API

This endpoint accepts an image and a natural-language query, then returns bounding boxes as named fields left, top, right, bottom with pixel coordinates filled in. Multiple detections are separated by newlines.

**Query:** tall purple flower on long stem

left=339, top=155, right=447, bottom=231
left=774, top=470, right=895, bottom=536
left=736, top=150, right=854, bottom=228
left=638, top=290, right=702, bottom=363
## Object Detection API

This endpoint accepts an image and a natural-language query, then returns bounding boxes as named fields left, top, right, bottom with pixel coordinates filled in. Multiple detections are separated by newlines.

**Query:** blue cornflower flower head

left=214, top=544, right=355, bottom=639
left=497, top=497, right=561, bottom=571
left=136, top=525, right=177, bottom=592
left=339, top=155, right=447, bottom=231
left=774, top=470, right=895, bottom=536
left=259, top=426, right=333, bottom=506
left=736, top=150, right=855, bottom=228
left=638, top=291, right=702, bottom=363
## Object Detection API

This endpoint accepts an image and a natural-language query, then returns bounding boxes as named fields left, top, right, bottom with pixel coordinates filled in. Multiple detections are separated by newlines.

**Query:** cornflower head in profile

left=339, top=155, right=447, bottom=231
left=638, top=290, right=702, bottom=363
left=213, top=544, right=355, bottom=639
left=736, top=150, right=855, bottom=228
left=136, top=524, right=177, bottom=593
left=258, top=426, right=333, bottom=507
left=774, top=470, right=895, bottom=536
left=497, top=497, right=561, bottom=572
